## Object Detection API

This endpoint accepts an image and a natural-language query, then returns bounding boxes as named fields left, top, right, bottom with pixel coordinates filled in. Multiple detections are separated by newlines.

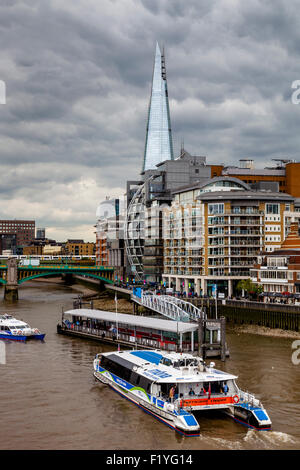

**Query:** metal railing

left=239, top=390, right=261, bottom=408
left=61, top=324, right=178, bottom=351
left=132, top=292, right=205, bottom=322
left=224, top=298, right=300, bottom=312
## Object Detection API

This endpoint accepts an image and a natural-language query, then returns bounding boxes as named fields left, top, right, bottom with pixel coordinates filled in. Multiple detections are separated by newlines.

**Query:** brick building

left=210, top=159, right=300, bottom=197
left=251, top=223, right=300, bottom=301
left=65, top=240, right=95, bottom=257
left=0, top=220, right=35, bottom=254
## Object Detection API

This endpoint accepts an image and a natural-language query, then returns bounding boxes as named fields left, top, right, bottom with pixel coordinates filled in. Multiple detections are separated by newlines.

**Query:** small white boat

left=93, top=349, right=271, bottom=435
left=0, top=314, right=45, bottom=341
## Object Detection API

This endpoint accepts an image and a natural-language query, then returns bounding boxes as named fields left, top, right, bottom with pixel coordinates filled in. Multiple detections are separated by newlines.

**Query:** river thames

left=0, top=281, right=299, bottom=450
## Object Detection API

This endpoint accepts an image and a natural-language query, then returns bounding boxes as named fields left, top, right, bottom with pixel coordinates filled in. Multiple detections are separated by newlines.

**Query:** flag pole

left=115, top=292, right=119, bottom=341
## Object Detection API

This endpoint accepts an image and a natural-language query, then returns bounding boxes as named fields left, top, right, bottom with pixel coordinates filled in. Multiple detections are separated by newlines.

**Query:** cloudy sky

left=0, top=0, right=300, bottom=241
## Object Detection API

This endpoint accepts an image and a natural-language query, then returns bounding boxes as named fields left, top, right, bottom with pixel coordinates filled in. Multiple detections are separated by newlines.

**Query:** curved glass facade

left=124, top=184, right=145, bottom=281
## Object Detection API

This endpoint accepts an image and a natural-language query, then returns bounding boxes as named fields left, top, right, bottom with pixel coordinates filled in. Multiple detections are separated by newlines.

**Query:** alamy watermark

left=0, top=341, right=6, bottom=365
left=291, top=340, right=300, bottom=365
left=0, top=80, right=6, bottom=104
left=291, top=80, right=300, bottom=104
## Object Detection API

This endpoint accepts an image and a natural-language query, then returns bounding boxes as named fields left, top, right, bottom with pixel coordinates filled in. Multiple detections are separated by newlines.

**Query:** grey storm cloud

left=0, top=0, right=300, bottom=240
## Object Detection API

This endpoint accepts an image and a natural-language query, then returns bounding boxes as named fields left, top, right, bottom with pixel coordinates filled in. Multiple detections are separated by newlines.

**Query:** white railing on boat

left=239, top=390, right=261, bottom=408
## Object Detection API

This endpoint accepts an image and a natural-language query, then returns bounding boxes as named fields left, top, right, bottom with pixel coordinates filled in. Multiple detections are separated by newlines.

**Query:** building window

left=266, top=203, right=279, bottom=215
left=208, top=203, right=224, bottom=215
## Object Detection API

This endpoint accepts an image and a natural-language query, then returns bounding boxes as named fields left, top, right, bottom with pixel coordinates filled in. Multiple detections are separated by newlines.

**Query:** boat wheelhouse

left=93, top=349, right=271, bottom=435
left=0, top=314, right=45, bottom=341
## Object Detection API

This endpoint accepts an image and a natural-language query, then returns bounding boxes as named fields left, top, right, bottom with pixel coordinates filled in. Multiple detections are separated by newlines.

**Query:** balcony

left=230, top=243, right=263, bottom=247
left=231, top=220, right=263, bottom=226
left=226, top=209, right=263, bottom=215
left=230, top=230, right=261, bottom=236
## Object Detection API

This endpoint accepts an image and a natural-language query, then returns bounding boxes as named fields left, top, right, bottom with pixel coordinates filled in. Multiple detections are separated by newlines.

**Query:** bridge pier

left=4, top=285, right=18, bottom=301
left=4, top=258, right=18, bottom=301
left=62, top=273, right=74, bottom=285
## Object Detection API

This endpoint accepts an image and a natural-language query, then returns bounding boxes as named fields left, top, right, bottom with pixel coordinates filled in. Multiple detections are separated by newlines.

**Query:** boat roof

left=102, top=349, right=237, bottom=383
left=0, top=315, right=28, bottom=326
left=64, top=309, right=198, bottom=334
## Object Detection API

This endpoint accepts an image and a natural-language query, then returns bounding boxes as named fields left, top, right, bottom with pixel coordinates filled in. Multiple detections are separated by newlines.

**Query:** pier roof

left=64, top=309, right=198, bottom=334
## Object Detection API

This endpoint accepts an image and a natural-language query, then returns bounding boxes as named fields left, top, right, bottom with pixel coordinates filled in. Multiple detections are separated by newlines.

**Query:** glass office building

left=142, top=42, right=174, bottom=172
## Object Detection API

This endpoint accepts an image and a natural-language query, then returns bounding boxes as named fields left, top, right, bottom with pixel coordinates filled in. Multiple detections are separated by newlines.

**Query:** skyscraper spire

left=142, top=42, right=174, bottom=172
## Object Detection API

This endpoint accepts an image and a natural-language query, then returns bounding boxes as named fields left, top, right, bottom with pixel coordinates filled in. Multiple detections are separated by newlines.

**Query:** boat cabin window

left=128, top=371, right=152, bottom=393
left=173, top=358, right=198, bottom=368
left=137, top=376, right=152, bottom=393
left=160, top=358, right=173, bottom=367
left=160, top=383, right=179, bottom=399
left=101, top=356, right=131, bottom=382
left=100, top=356, right=153, bottom=393
left=203, top=381, right=224, bottom=394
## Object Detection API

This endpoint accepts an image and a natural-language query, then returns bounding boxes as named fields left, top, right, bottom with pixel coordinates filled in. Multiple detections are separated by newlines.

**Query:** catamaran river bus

left=0, top=314, right=45, bottom=341
left=93, top=349, right=271, bottom=436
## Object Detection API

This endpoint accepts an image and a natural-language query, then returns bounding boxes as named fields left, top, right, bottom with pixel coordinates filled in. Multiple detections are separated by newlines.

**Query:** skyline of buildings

left=94, top=42, right=300, bottom=300
left=2, top=42, right=300, bottom=301
left=0, top=219, right=95, bottom=257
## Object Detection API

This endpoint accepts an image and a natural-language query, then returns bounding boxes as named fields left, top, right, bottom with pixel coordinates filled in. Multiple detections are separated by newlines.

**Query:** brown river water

left=0, top=281, right=299, bottom=450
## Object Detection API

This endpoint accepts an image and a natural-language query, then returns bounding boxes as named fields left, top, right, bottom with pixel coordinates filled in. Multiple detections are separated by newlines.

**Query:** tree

left=236, top=279, right=263, bottom=300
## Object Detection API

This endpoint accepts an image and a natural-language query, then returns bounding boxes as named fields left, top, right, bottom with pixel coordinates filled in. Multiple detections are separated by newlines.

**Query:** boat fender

left=233, top=395, right=239, bottom=404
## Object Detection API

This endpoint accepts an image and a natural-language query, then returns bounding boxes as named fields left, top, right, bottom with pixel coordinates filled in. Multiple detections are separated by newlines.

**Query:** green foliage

left=236, top=278, right=263, bottom=298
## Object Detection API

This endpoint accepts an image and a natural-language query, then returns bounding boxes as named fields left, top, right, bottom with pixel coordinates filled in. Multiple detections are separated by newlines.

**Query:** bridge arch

left=18, top=270, right=114, bottom=285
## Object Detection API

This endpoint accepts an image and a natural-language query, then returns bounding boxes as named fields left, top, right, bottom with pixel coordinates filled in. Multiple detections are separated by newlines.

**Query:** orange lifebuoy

left=233, top=395, right=239, bottom=404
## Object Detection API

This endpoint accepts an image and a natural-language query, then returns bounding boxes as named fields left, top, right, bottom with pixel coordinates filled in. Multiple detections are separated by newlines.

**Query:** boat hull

left=31, top=333, right=45, bottom=341
left=0, top=333, right=27, bottom=341
left=0, top=333, right=45, bottom=341
left=93, top=369, right=200, bottom=437
left=225, top=404, right=272, bottom=430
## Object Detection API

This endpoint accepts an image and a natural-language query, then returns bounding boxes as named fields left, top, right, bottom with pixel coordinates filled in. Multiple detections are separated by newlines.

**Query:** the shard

left=142, top=42, right=174, bottom=172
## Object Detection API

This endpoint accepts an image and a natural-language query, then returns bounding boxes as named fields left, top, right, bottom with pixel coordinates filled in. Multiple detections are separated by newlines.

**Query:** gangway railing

left=159, top=296, right=204, bottom=322
left=131, top=291, right=205, bottom=322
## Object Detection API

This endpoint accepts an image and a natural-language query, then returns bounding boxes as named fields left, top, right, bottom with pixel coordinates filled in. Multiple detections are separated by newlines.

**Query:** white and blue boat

left=93, top=349, right=271, bottom=435
left=0, top=314, right=45, bottom=341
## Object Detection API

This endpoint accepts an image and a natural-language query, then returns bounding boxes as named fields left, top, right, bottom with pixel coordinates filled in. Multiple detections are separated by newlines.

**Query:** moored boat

left=93, top=349, right=271, bottom=435
left=0, top=314, right=45, bottom=341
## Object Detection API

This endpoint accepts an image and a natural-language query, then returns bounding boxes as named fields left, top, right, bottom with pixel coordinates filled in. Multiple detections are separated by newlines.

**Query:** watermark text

left=0, top=80, right=6, bottom=104
left=0, top=341, right=6, bottom=365
left=291, top=340, right=300, bottom=365
left=291, top=80, right=300, bottom=104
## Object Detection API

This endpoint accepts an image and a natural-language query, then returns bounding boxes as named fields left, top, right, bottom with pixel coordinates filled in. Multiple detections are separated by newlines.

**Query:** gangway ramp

left=131, top=290, right=205, bottom=322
